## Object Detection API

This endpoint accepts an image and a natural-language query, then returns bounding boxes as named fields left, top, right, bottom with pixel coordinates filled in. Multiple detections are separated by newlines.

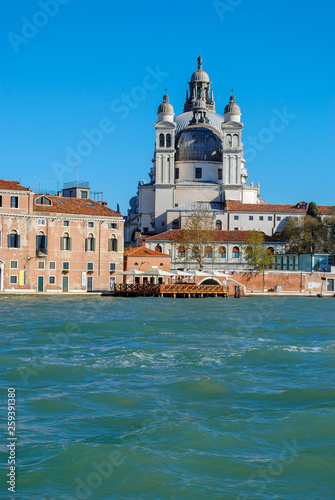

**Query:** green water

left=1, top=296, right=335, bottom=499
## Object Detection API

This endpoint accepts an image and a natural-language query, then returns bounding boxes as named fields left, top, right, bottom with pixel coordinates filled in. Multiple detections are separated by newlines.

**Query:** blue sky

left=1, top=0, right=334, bottom=213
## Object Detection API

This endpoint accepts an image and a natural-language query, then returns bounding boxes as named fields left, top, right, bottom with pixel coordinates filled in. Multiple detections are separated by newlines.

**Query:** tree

left=307, top=201, right=322, bottom=220
left=173, top=204, right=214, bottom=269
left=281, top=216, right=324, bottom=254
left=322, top=214, right=335, bottom=253
left=244, top=231, right=275, bottom=272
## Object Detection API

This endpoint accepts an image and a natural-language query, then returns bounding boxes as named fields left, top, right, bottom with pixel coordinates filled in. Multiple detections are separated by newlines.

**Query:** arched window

left=160, top=263, right=164, bottom=267
left=192, top=246, right=199, bottom=258
left=86, top=233, right=96, bottom=252
left=205, top=246, right=213, bottom=259
left=267, top=247, right=274, bottom=255
left=155, top=244, right=162, bottom=253
left=226, top=134, right=232, bottom=148
left=8, top=229, right=20, bottom=249
left=36, top=230, right=47, bottom=254
left=134, top=262, right=139, bottom=266
left=178, top=246, right=185, bottom=258
left=166, top=134, right=171, bottom=148
left=219, top=246, right=226, bottom=258
left=108, top=234, right=118, bottom=252
left=246, top=246, right=252, bottom=254
left=159, top=134, right=165, bottom=147
left=172, top=219, right=179, bottom=229
left=216, top=220, right=222, bottom=230
left=232, top=246, right=240, bottom=258
left=233, top=134, right=239, bottom=147
left=61, top=232, right=71, bottom=251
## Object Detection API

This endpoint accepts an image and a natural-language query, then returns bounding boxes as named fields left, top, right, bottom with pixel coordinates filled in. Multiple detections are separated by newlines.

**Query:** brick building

left=0, top=180, right=123, bottom=293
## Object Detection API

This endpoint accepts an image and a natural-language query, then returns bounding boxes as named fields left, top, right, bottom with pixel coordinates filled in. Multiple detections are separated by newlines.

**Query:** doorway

left=38, top=276, right=44, bottom=292
left=87, top=276, right=93, bottom=292
left=62, top=275, right=69, bottom=292
left=109, top=277, right=115, bottom=291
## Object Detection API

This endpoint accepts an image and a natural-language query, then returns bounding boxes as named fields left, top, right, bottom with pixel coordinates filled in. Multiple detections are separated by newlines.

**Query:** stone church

left=125, top=57, right=327, bottom=246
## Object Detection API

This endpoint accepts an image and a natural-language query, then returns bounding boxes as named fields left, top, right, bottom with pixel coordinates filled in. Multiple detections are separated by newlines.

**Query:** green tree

left=244, top=231, right=275, bottom=272
left=322, top=214, right=335, bottom=253
left=173, top=204, right=214, bottom=269
left=307, top=201, right=322, bottom=220
left=281, top=215, right=324, bottom=254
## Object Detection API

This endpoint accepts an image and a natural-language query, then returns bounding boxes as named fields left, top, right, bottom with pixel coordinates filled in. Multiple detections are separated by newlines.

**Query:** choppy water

left=1, top=296, right=335, bottom=500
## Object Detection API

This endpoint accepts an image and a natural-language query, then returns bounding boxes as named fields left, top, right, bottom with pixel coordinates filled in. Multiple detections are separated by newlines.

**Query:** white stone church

left=125, top=57, right=327, bottom=247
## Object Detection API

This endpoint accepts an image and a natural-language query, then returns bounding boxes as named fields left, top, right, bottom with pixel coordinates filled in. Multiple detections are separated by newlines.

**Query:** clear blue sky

left=1, top=0, right=334, bottom=213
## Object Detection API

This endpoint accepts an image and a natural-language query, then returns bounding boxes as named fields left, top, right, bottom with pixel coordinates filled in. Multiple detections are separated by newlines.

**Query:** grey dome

left=190, top=69, right=210, bottom=83
left=224, top=95, right=241, bottom=115
left=175, top=126, right=223, bottom=162
left=175, top=111, right=224, bottom=135
left=158, top=93, right=174, bottom=114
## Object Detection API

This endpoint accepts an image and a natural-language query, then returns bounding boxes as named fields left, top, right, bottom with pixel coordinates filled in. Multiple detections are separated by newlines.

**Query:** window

left=109, top=223, right=119, bottom=229
left=276, top=216, right=281, bottom=221
left=166, top=134, right=171, bottom=147
left=259, top=216, right=264, bottom=221
left=10, top=275, right=18, bottom=284
left=226, top=134, right=232, bottom=148
left=175, top=168, right=179, bottom=180
left=88, top=221, right=94, bottom=228
left=155, top=244, right=162, bottom=253
left=49, top=261, right=56, bottom=270
left=10, top=196, right=19, bottom=208
left=85, top=233, right=96, bottom=252
left=232, top=246, right=240, bottom=258
left=49, top=276, right=55, bottom=284
left=268, top=216, right=273, bottom=221
left=246, top=246, right=252, bottom=255
left=81, top=191, right=88, bottom=199
left=160, top=263, right=164, bottom=267
left=178, top=246, right=185, bottom=257
left=218, top=168, right=222, bottom=180
left=8, top=230, right=20, bottom=248
left=219, top=246, right=226, bottom=258
left=205, top=246, right=213, bottom=259
left=36, top=232, right=47, bottom=254
left=87, top=262, right=94, bottom=271
left=159, top=134, right=165, bottom=147
left=63, top=220, right=70, bottom=227
left=134, top=262, right=139, bottom=266
left=38, top=219, right=46, bottom=226
left=61, top=232, right=71, bottom=251
left=216, top=220, right=222, bottom=230
left=267, top=247, right=274, bottom=255
left=108, top=235, right=118, bottom=252
left=234, top=227, right=239, bottom=231
left=38, top=261, right=45, bottom=270
left=249, top=216, right=254, bottom=220
left=192, top=246, right=199, bottom=258
left=86, top=202, right=95, bottom=207
left=10, top=260, right=18, bottom=269
left=63, top=262, right=69, bottom=271
left=110, top=263, right=116, bottom=271
left=35, top=196, right=51, bottom=205
left=0, top=195, right=2, bottom=207
left=234, top=215, right=239, bottom=220
left=172, top=219, right=179, bottom=229
left=195, top=168, right=202, bottom=179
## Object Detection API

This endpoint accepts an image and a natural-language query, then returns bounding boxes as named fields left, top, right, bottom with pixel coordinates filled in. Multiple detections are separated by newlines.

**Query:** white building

left=125, top=56, right=331, bottom=245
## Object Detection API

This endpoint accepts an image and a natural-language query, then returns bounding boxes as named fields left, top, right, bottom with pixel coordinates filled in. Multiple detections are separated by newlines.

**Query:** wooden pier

left=107, top=283, right=229, bottom=298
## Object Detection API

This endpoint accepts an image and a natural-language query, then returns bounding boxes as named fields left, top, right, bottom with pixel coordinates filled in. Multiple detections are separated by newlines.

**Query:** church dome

left=224, top=94, right=241, bottom=115
left=158, top=93, right=174, bottom=115
left=175, top=126, right=223, bottom=162
left=190, top=69, right=210, bottom=83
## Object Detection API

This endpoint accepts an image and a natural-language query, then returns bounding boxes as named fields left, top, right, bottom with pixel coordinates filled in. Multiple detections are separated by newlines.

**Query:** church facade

left=125, top=57, right=329, bottom=247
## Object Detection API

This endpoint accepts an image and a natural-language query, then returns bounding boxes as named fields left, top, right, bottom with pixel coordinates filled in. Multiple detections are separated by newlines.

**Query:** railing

left=113, top=283, right=230, bottom=297
left=114, top=284, right=161, bottom=295
left=160, top=284, right=229, bottom=295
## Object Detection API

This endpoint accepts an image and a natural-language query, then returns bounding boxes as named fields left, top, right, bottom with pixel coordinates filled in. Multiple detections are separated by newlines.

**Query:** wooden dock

left=107, top=283, right=229, bottom=298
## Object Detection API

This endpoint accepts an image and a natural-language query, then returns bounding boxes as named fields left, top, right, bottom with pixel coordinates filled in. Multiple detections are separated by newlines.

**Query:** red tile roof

left=225, top=200, right=334, bottom=214
left=0, top=179, right=31, bottom=191
left=33, top=195, right=122, bottom=217
left=124, top=246, right=170, bottom=257
left=145, top=229, right=279, bottom=242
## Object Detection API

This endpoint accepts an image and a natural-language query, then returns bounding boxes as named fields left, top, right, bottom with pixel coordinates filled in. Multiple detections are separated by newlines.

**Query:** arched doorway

left=199, top=278, right=221, bottom=285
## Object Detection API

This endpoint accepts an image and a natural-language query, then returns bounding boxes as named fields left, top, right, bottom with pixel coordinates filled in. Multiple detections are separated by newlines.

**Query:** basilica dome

left=190, top=69, right=210, bottom=83
left=175, top=125, right=223, bottom=162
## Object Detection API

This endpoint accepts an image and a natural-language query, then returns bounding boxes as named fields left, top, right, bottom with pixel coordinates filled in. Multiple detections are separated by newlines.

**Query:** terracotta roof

left=0, top=179, right=31, bottom=191
left=145, top=229, right=279, bottom=242
left=124, top=246, right=170, bottom=257
left=226, top=200, right=334, bottom=214
left=33, top=195, right=122, bottom=217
